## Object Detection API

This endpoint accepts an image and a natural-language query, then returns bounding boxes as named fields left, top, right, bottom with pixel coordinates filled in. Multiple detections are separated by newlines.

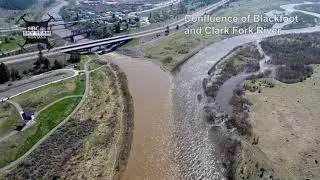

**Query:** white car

left=1, top=97, right=9, bottom=102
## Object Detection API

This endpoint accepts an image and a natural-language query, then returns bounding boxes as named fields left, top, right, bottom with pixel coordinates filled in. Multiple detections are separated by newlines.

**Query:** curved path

left=6, top=100, right=22, bottom=113
left=171, top=2, right=320, bottom=179
left=0, top=61, right=89, bottom=173
left=0, top=101, right=24, bottom=143
left=0, top=69, right=80, bottom=143
left=0, top=68, right=78, bottom=100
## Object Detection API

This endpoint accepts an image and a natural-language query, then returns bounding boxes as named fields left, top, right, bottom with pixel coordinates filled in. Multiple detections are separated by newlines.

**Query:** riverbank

left=0, top=60, right=133, bottom=179
left=137, top=0, right=309, bottom=71
left=104, top=52, right=179, bottom=180
left=196, top=28, right=320, bottom=180
left=170, top=1, right=320, bottom=178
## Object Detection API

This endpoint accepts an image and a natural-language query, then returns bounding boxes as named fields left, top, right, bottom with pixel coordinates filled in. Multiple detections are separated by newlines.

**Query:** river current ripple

left=171, top=2, right=320, bottom=179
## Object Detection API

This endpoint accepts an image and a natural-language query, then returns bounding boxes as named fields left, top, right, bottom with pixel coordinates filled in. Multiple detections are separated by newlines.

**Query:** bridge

left=64, top=29, right=91, bottom=42
left=0, top=0, right=231, bottom=64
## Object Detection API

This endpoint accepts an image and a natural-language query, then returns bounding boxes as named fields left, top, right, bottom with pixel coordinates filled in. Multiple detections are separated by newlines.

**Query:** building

left=140, top=17, right=150, bottom=27
left=16, top=109, right=35, bottom=131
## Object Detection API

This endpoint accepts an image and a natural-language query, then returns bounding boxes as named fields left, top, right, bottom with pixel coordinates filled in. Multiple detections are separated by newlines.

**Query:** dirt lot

left=245, top=65, right=320, bottom=180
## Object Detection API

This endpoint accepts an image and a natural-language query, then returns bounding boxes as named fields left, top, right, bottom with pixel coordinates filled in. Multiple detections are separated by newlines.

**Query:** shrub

left=162, top=56, right=173, bottom=64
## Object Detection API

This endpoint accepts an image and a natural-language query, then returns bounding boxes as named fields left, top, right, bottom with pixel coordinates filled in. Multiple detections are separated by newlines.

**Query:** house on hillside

left=16, top=109, right=35, bottom=131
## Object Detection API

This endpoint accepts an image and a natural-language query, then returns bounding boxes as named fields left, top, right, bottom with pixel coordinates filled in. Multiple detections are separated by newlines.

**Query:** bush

left=177, top=46, right=189, bottom=54
left=276, top=65, right=313, bottom=83
left=162, top=56, right=173, bottom=64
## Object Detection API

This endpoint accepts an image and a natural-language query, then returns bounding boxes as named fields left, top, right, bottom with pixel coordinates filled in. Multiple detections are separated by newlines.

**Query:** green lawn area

left=0, top=37, right=24, bottom=53
left=0, top=104, right=20, bottom=137
left=88, top=59, right=102, bottom=71
left=17, top=97, right=82, bottom=158
left=0, top=97, right=82, bottom=168
left=79, top=55, right=103, bottom=71
left=0, top=75, right=85, bottom=168
left=12, top=75, right=85, bottom=112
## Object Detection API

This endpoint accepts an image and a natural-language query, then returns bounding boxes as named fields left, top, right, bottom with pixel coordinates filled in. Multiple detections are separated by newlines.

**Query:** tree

left=4, top=36, right=9, bottom=44
left=34, top=50, right=44, bottom=70
left=52, top=60, right=63, bottom=70
left=69, top=53, right=81, bottom=63
left=114, top=22, right=121, bottom=34
left=165, top=26, right=170, bottom=36
left=0, top=63, right=10, bottom=84
left=125, top=21, right=129, bottom=30
left=43, top=58, right=50, bottom=70
left=134, top=17, right=140, bottom=22
left=10, top=68, right=21, bottom=81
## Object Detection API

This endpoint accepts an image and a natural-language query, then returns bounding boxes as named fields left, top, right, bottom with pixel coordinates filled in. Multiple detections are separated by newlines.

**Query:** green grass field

left=16, top=97, right=82, bottom=157
left=0, top=97, right=81, bottom=168
left=12, top=75, right=85, bottom=112
left=0, top=104, right=20, bottom=137
left=0, top=37, right=24, bottom=53
left=0, top=75, right=85, bottom=168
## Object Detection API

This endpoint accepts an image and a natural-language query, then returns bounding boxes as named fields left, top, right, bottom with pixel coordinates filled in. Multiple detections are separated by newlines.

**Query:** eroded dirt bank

left=103, top=53, right=178, bottom=180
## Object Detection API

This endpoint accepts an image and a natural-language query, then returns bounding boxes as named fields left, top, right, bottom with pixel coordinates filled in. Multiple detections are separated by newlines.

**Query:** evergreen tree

left=0, top=63, right=10, bottom=84
left=4, top=36, right=9, bottom=44
left=52, top=60, right=63, bottom=70
left=69, top=53, right=81, bottom=63
left=43, top=58, right=50, bottom=70
left=10, top=68, right=21, bottom=81
left=114, top=22, right=121, bottom=33
left=165, top=26, right=170, bottom=36
left=34, top=50, right=44, bottom=70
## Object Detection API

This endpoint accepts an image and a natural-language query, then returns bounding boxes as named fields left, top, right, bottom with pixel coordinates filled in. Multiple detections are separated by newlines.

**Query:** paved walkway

left=0, top=61, right=89, bottom=173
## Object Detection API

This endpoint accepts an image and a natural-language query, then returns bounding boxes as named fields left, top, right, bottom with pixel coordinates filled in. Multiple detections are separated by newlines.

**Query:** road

left=0, top=60, right=89, bottom=173
left=0, top=0, right=182, bottom=32
left=0, top=69, right=79, bottom=100
left=0, top=0, right=231, bottom=64
left=0, top=68, right=80, bottom=147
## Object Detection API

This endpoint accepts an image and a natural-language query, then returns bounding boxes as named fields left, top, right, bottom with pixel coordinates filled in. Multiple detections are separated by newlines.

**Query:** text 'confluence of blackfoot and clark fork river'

left=184, top=14, right=299, bottom=35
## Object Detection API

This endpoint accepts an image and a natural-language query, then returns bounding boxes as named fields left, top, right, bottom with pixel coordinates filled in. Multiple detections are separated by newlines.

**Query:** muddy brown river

left=104, top=2, right=320, bottom=180
left=105, top=53, right=178, bottom=180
